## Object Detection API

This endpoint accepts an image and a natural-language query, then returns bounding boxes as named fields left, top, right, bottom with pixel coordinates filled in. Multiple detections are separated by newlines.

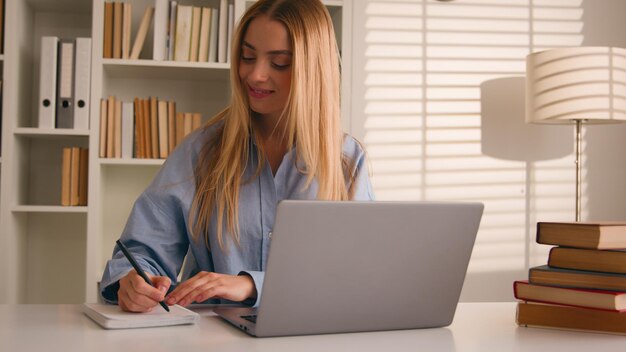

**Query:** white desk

left=0, top=303, right=624, bottom=351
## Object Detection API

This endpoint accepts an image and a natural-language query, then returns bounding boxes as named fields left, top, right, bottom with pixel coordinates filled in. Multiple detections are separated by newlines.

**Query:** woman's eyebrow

left=242, top=41, right=292, bottom=56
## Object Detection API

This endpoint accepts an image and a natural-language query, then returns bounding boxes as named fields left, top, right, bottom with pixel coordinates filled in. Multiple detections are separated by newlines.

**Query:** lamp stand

left=574, top=119, right=585, bottom=222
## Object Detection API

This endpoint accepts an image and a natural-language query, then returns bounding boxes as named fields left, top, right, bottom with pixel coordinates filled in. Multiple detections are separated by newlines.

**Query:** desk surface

left=0, top=303, right=624, bottom=351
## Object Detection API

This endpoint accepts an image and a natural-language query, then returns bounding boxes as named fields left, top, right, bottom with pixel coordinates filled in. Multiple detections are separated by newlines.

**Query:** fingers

left=166, top=272, right=256, bottom=306
left=118, top=270, right=169, bottom=313
left=128, top=271, right=166, bottom=302
left=150, top=275, right=172, bottom=296
left=166, top=272, right=215, bottom=306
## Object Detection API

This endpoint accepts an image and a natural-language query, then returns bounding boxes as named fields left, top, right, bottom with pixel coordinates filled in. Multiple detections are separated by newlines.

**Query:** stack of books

left=515, top=221, right=626, bottom=334
left=99, top=96, right=202, bottom=160
left=61, top=147, right=88, bottom=206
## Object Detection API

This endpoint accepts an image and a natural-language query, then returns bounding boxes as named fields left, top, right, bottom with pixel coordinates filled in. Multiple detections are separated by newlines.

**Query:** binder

left=74, top=38, right=91, bottom=131
left=56, top=39, right=75, bottom=129
left=158, top=100, right=168, bottom=158
left=227, top=3, right=233, bottom=62
left=38, top=36, right=58, bottom=129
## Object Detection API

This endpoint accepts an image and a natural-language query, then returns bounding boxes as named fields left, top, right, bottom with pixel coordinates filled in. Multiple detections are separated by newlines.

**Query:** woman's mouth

left=248, top=85, right=273, bottom=99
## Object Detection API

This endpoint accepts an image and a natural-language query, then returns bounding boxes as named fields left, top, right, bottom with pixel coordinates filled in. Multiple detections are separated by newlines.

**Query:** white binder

left=56, top=39, right=75, bottom=128
left=38, top=36, right=58, bottom=129
left=74, top=38, right=91, bottom=131
left=208, top=8, right=218, bottom=63
left=121, top=102, right=134, bottom=159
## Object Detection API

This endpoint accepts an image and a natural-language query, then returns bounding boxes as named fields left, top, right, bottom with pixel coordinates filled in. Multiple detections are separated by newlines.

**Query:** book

left=150, top=97, right=159, bottom=158
left=537, top=221, right=626, bottom=249
left=114, top=100, right=122, bottom=158
left=218, top=0, right=228, bottom=63
left=99, top=99, right=107, bottom=157
left=183, top=112, right=192, bottom=137
left=192, top=112, right=202, bottom=131
left=514, top=280, right=626, bottom=312
left=113, top=1, right=123, bottom=59
left=142, top=99, right=152, bottom=158
left=175, top=112, right=184, bottom=146
left=153, top=0, right=169, bottom=61
left=122, top=2, right=132, bottom=59
left=227, top=2, right=233, bottom=62
left=208, top=8, right=218, bottom=62
left=158, top=100, right=168, bottom=158
left=174, top=5, right=192, bottom=61
left=130, top=6, right=154, bottom=60
left=61, top=148, right=72, bottom=206
left=78, top=148, right=89, bottom=206
left=168, top=101, right=176, bottom=154
left=198, top=7, right=211, bottom=62
left=122, top=102, right=134, bottom=159
left=529, top=265, right=626, bottom=292
left=106, top=96, right=115, bottom=158
left=517, top=301, right=626, bottom=335
left=168, top=1, right=178, bottom=61
left=82, top=303, right=199, bottom=330
left=70, top=147, right=80, bottom=206
left=189, top=6, right=202, bottom=62
left=103, top=2, right=113, bottom=58
left=549, top=247, right=626, bottom=275
left=134, top=98, right=144, bottom=158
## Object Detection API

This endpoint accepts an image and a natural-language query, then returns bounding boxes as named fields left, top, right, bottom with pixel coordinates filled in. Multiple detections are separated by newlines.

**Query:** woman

left=100, top=0, right=374, bottom=312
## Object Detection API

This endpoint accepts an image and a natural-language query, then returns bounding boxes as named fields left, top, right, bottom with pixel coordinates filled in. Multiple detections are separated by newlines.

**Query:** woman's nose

left=250, top=62, right=270, bottom=82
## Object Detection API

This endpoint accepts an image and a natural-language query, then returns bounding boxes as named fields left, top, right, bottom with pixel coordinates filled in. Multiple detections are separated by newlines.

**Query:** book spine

left=113, top=1, right=123, bottom=59
left=61, top=148, right=72, bottom=206
left=103, top=2, right=114, bottom=59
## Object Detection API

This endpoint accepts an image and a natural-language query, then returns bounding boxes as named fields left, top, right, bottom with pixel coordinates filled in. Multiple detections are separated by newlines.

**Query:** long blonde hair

left=190, top=0, right=352, bottom=249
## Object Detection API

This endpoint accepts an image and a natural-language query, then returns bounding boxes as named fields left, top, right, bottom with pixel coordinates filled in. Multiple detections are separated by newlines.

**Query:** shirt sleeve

left=238, top=270, right=264, bottom=308
left=99, top=133, right=200, bottom=303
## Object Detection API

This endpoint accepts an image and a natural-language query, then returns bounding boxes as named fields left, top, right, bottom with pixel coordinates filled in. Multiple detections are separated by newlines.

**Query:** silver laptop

left=214, top=200, right=483, bottom=337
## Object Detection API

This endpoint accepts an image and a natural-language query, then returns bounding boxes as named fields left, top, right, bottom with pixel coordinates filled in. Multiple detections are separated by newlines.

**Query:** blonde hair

left=190, top=0, right=352, bottom=249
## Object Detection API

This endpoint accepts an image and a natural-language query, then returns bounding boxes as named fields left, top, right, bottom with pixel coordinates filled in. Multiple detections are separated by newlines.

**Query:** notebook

left=82, top=303, right=199, bottom=329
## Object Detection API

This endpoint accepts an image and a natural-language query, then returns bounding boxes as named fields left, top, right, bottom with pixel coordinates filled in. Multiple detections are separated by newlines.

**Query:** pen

left=116, top=239, right=170, bottom=312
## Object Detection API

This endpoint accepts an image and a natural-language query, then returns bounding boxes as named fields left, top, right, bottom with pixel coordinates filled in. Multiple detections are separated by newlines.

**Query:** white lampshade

left=526, top=46, right=626, bottom=125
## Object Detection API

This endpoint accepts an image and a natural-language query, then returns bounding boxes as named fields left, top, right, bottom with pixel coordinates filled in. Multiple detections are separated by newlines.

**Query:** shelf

left=100, top=158, right=165, bottom=166
left=14, top=128, right=90, bottom=139
left=12, top=205, right=88, bottom=213
left=103, top=59, right=231, bottom=81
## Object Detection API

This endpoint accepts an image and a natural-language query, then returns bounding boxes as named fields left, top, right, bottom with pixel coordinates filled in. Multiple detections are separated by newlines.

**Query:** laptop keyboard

left=241, top=315, right=257, bottom=324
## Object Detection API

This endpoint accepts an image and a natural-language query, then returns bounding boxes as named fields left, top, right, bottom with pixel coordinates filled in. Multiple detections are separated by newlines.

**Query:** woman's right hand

left=117, top=270, right=171, bottom=313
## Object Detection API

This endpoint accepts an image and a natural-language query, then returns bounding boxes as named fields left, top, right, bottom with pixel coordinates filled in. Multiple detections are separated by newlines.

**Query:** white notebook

left=82, top=303, right=199, bottom=329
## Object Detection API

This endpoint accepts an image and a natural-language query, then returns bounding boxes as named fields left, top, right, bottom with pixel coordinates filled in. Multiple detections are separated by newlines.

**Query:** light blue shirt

left=100, top=125, right=375, bottom=306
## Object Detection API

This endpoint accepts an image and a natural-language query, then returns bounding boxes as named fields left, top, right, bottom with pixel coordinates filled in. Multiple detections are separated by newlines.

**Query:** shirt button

left=268, top=231, right=273, bottom=239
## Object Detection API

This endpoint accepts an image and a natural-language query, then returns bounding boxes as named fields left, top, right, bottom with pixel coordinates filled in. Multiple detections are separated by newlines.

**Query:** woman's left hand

left=165, top=272, right=256, bottom=307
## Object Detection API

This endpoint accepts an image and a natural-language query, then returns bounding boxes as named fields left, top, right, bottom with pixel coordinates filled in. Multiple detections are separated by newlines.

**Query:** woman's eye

left=272, top=62, right=291, bottom=70
left=241, top=56, right=255, bottom=62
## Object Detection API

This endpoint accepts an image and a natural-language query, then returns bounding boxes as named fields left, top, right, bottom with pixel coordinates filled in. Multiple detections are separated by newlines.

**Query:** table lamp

left=525, top=46, right=626, bottom=222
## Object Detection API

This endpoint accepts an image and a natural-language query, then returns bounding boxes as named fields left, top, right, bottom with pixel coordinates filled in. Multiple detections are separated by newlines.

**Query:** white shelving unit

left=0, top=0, right=351, bottom=304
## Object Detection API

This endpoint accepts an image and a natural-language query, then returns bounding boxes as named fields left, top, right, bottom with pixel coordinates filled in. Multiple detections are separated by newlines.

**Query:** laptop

left=214, top=200, right=484, bottom=337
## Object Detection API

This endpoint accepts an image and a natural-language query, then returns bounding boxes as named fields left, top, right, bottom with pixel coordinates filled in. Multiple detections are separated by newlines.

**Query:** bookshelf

left=0, top=0, right=352, bottom=304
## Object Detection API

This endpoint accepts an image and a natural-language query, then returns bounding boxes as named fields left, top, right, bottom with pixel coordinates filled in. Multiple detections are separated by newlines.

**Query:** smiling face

left=238, top=15, right=293, bottom=125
